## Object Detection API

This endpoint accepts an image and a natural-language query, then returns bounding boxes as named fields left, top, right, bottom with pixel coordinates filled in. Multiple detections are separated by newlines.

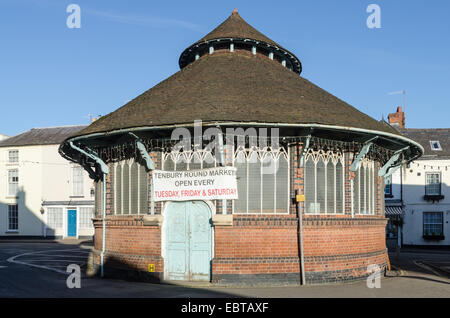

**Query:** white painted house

left=0, top=126, right=95, bottom=239
left=386, top=108, right=450, bottom=247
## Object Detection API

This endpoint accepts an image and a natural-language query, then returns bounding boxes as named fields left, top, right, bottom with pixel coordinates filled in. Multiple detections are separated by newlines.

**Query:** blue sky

left=1, top=0, right=449, bottom=136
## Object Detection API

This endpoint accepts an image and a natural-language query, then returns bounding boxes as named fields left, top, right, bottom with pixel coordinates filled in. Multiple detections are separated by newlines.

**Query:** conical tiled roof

left=195, top=9, right=280, bottom=48
left=71, top=52, right=399, bottom=137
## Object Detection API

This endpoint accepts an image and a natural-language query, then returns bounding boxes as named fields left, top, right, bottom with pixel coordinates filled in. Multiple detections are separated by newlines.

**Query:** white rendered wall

left=401, top=160, right=450, bottom=246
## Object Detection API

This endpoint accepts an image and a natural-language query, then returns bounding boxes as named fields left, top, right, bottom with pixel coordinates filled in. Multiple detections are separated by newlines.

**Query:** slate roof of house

left=399, top=128, right=450, bottom=159
left=0, top=126, right=87, bottom=147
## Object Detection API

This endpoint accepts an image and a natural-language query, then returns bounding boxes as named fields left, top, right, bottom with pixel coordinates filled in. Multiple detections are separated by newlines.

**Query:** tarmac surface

left=0, top=240, right=449, bottom=298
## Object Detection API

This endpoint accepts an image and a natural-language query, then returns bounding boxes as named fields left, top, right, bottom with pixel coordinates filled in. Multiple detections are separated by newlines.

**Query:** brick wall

left=91, top=217, right=163, bottom=282
left=212, top=215, right=300, bottom=284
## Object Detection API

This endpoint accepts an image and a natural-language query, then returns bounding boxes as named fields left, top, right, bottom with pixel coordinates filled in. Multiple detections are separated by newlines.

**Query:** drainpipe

left=398, top=164, right=404, bottom=255
left=298, top=137, right=311, bottom=286
left=129, top=132, right=155, bottom=215
left=69, top=141, right=109, bottom=278
left=296, top=189, right=306, bottom=286
left=101, top=172, right=107, bottom=277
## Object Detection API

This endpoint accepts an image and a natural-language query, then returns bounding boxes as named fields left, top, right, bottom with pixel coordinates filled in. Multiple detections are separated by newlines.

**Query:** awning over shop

left=385, top=206, right=403, bottom=216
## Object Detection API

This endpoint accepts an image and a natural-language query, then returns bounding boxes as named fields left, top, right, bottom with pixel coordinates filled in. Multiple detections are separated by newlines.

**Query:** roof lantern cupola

left=179, top=9, right=303, bottom=74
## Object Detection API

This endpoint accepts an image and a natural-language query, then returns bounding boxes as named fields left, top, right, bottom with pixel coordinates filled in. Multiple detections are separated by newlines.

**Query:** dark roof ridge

left=69, top=52, right=401, bottom=138
left=0, top=125, right=88, bottom=147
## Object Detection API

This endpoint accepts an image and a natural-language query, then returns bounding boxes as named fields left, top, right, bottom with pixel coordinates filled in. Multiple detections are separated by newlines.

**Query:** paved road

left=0, top=241, right=449, bottom=298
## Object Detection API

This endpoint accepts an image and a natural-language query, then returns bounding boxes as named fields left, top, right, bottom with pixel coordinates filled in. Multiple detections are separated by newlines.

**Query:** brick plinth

left=302, top=216, right=388, bottom=284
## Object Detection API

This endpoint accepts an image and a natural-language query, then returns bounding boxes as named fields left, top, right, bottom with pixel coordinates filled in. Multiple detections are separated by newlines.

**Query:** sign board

left=153, top=167, right=238, bottom=202
left=148, top=264, right=155, bottom=272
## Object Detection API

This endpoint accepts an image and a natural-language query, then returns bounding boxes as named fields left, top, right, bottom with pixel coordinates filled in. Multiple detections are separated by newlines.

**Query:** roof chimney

left=388, top=106, right=405, bottom=129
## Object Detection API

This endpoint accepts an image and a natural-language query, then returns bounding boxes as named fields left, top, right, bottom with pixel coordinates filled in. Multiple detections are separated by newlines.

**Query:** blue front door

left=67, top=209, right=77, bottom=237
left=166, top=201, right=212, bottom=281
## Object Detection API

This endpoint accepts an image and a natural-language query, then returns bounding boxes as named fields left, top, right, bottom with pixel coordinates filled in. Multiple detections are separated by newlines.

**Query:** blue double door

left=166, top=201, right=212, bottom=281
left=67, top=209, right=77, bottom=237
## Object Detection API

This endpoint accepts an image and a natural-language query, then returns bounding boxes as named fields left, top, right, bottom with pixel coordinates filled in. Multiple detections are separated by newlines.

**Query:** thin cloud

left=86, top=9, right=204, bottom=32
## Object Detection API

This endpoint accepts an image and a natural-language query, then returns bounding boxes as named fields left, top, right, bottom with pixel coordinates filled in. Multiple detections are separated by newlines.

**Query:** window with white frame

left=114, top=160, right=148, bottom=215
left=304, top=150, right=345, bottom=214
left=233, top=147, right=289, bottom=214
left=8, top=150, right=18, bottom=163
left=47, top=207, right=63, bottom=229
left=79, top=207, right=94, bottom=228
left=385, top=175, right=392, bottom=196
left=72, top=166, right=84, bottom=196
left=423, top=212, right=443, bottom=236
left=425, top=173, right=441, bottom=195
left=430, top=141, right=442, bottom=151
left=353, top=159, right=376, bottom=215
left=8, top=169, right=19, bottom=196
left=8, top=204, right=18, bottom=231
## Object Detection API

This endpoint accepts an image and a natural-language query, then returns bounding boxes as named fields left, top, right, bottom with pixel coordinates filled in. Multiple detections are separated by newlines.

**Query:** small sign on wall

left=148, top=264, right=155, bottom=272
left=152, top=167, right=238, bottom=202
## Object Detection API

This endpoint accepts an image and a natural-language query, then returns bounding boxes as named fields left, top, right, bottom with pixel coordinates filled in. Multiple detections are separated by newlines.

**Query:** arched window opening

left=304, top=150, right=345, bottom=215
left=122, top=164, right=130, bottom=215
left=353, top=159, right=375, bottom=215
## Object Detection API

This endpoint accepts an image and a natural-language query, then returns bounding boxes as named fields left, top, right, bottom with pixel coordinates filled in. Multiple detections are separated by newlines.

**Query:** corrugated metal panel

left=317, top=159, right=326, bottom=214
left=203, top=152, right=216, bottom=169
left=164, top=155, right=175, bottom=171
left=354, top=167, right=359, bottom=214
left=122, top=164, right=130, bottom=214
left=95, top=180, right=103, bottom=217
left=336, top=161, right=344, bottom=213
left=139, top=165, right=148, bottom=214
left=115, top=165, right=122, bottom=215
left=326, top=162, right=335, bottom=214
left=190, top=153, right=202, bottom=170
left=130, top=162, right=139, bottom=214
left=305, top=157, right=316, bottom=214
left=176, top=157, right=188, bottom=171
left=262, top=155, right=275, bottom=213
left=276, top=155, right=289, bottom=213
left=234, top=152, right=247, bottom=213
left=248, top=152, right=261, bottom=213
